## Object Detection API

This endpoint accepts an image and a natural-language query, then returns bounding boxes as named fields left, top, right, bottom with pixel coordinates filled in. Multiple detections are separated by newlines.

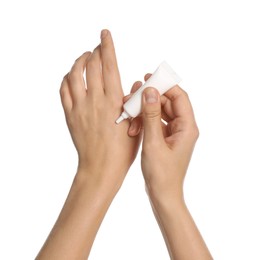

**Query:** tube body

left=116, top=61, right=181, bottom=124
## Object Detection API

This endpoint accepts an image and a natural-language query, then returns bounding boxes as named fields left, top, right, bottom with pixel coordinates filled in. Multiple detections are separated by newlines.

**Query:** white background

left=0, top=0, right=255, bottom=259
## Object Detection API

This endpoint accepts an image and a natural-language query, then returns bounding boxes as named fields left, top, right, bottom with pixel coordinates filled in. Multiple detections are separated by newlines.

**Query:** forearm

left=36, top=169, right=120, bottom=260
left=149, top=192, right=212, bottom=260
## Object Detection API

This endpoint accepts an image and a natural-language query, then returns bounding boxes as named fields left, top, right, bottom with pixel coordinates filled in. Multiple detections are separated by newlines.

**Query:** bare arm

left=36, top=30, right=141, bottom=259
left=126, top=77, right=212, bottom=259
left=148, top=192, right=212, bottom=259
left=36, top=170, right=121, bottom=259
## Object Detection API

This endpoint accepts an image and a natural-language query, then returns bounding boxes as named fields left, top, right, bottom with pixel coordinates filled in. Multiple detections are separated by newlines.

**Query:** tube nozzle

left=115, top=111, right=130, bottom=124
left=116, top=115, right=124, bottom=124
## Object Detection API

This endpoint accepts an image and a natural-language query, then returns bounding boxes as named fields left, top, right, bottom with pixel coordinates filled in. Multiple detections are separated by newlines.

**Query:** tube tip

left=115, top=116, right=124, bottom=124
left=115, top=111, right=130, bottom=124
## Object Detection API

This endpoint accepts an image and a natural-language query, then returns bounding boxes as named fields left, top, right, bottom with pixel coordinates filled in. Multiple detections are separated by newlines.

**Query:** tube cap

left=115, top=111, right=130, bottom=124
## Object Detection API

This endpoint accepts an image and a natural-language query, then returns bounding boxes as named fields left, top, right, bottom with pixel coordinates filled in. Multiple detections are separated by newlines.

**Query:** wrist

left=74, top=167, right=123, bottom=199
left=149, top=191, right=187, bottom=225
left=146, top=183, right=185, bottom=212
left=146, top=178, right=184, bottom=200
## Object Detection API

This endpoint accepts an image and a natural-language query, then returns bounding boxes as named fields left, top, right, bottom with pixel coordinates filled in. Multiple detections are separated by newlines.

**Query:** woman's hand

left=124, top=74, right=199, bottom=200
left=141, top=85, right=199, bottom=201
left=124, top=76, right=213, bottom=260
left=36, top=30, right=142, bottom=260
left=60, top=30, right=141, bottom=189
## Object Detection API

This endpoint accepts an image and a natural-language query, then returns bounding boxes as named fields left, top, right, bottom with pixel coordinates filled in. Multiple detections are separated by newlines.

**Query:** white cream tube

left=116, top=61, right=181, bottom=124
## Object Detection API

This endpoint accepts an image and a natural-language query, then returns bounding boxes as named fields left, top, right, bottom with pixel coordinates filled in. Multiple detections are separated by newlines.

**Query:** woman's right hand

left=125, top=74, right=199, bottom=202
left=125, top=76, right=213, bottom=260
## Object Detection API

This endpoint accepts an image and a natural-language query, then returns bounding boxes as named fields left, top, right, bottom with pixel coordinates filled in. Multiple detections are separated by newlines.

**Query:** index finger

left=100, top=29, right=123, bottom=97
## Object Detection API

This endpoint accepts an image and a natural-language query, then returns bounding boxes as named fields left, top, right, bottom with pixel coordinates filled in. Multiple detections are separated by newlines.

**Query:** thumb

left=142, top=87, right=164, bottom=145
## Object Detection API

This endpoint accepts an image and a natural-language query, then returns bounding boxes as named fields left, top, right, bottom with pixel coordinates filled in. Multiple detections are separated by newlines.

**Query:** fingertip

left=71, top=51, right=92, bottom=73
left=123, top=93, right=132, bottom=103
left=100, top=29, right=113, bottom=52
left=128, top=126, right=141, bottom=137
left=101, top=29, right=110, bottom=40
left=75, top=51, right=92, bottom=62
left=143, top=87, right=160, bottom=104
left=83, top=50, right=92, bottom=57
left=93, top=44, right=101, bottom=52
left=128, top=128, right=137, bottom=137
left=128, top=118, right=142, bottom=137
left=100, top=29, right=113, bottom=47
left=144, top=73, right=152, bottom=81
left=123, top=81, right=142, bottom=103
left=131, top=81, right=142, bottom=93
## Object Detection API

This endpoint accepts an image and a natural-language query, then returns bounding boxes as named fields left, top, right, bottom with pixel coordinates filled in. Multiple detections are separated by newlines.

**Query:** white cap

left=115, top=111, right=130, bottom=124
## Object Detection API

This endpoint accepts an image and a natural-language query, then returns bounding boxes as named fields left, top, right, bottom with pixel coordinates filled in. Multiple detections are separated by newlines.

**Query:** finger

left=123, top=93, right=132, bottom=103
left=142, top=87, right=165, bottom=146
left=100, top=29, right=123, bottom=97
left=86, top=45, right=104, bottom=96
left=160, top=95, right=175, bottom=121
left=128, top=116, right=142, bottom=137
left=161, top=109, right=171, bottom=123
left=144, top=73, right=152, bottom=82
left=123, top=81, right=142, bottom=103
left=131, top=81, right=142, bottom=93
left=164, top=85, right=199, bottom=137
left=164, top=85, right=195, bottom=122
left=60, top=74, right=72, bottom=113
left=68, top=51, right=91, bottom=103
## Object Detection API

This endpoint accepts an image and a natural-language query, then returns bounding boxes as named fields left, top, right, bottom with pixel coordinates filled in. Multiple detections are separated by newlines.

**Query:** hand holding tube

left=141, top=86, right=212, bottom=259
left=141, top=85, right=199, bottom=200
left=124, top=77, right=212, bottom=259
left=126, top=82, right=199, bottom=198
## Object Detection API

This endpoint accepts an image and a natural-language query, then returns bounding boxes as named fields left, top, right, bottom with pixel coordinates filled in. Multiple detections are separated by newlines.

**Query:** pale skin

left=36, top=29, right=213, bottom=260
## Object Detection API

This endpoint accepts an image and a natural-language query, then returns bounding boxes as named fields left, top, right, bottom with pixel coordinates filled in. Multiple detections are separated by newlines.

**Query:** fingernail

left=144, top=88, right=158, bottom=103
left=101, top=29, right=108, bottom=39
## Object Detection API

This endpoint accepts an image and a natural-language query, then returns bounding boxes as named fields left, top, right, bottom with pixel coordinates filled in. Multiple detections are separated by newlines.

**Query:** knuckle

left=144, top=109, right=161, bottom=119
left=112, top=99, right=123, bottom=110
left=87, top=57, right=98, bottom=70
left=62, top=73, right=68, bottom=81
left=183, top=89, right=189, bottom=98
left=172, top=85, right=181, bottom=93
left=194, top=126, right=200, bottom=139
left=172, top=85, right=189, bottom=98
left=68, top=70, right=80, bottom=82
left=59, top=82, right=68, bottom=99
left=59, top=86, right=65, bottom=98
left=103, top=60, right=115, bottom=72
left=190, top=125, right=200, bottom=140
left=67, top=109, right=87, bottom=128
left=177, top=85, right=188, bottom=97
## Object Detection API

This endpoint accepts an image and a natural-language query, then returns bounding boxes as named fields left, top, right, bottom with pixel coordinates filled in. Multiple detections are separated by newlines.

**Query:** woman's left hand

left=60, top=30, right=141, bottom=189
